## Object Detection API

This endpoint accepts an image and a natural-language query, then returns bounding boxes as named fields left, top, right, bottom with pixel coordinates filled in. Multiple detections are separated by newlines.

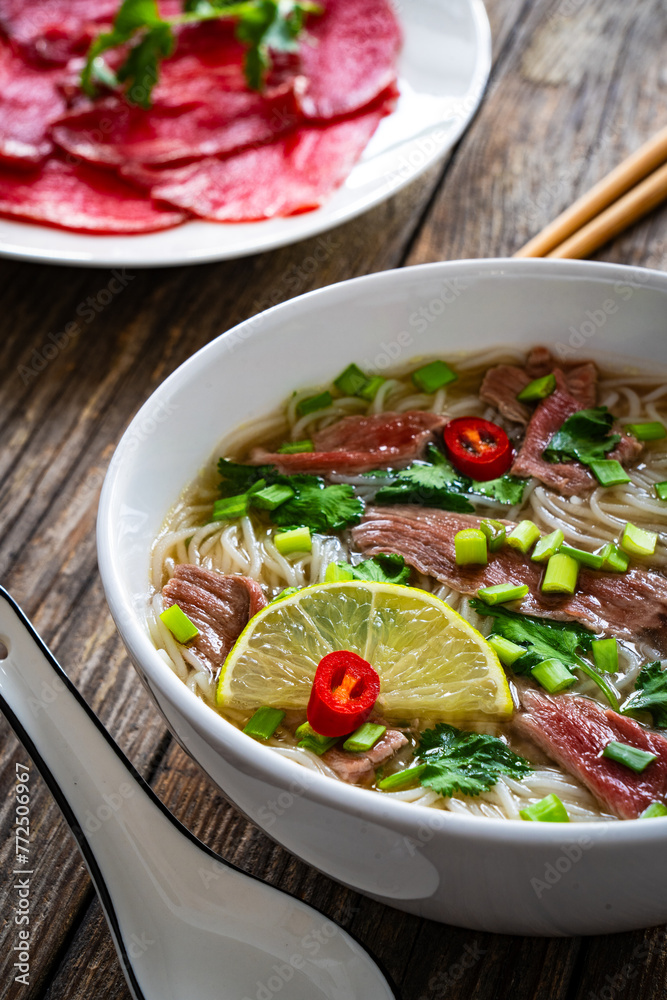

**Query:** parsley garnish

left=621, top=662, right=667, bottom=728
left=217, top=459, right=363, bottom=533
left=415, top=724, right=532, bottom=798
left=340, top=553, right=411, bottom=585
left=470, top=600, right=620, bottom=709
left=82, top=0, right=321, bottom=107
left=271, top=480, right=362, bottom=533
left=544, top=407, right=620, bottom=468
left=370, top=445, right=527, bottom=509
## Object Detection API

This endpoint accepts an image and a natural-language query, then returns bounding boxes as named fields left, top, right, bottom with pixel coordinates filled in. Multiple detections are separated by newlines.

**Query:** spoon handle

left=0, top=587, right=161, bottom=998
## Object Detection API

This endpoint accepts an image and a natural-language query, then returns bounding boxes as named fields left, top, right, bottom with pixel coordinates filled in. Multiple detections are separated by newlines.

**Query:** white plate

left=0, top=0, right=490, bottom=268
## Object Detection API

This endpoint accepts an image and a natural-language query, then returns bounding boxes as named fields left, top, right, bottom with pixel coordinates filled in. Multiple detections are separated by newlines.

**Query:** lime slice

left=217, top=582, right=513, bottom=720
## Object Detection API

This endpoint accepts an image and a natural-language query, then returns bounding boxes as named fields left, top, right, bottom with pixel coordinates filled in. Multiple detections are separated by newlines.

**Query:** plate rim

left=0, top=0, right=492, bottom=268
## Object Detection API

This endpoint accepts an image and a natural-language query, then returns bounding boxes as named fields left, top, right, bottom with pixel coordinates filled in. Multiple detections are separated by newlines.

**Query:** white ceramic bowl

left=98, top=258, right=667, bottom=936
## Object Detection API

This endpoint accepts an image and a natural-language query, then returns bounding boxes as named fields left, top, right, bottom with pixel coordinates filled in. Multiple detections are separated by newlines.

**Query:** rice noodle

left=148, top=347, right=667, bottom=822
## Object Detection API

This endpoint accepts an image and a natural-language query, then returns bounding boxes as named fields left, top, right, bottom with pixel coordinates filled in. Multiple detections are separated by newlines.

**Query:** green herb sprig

left=544, top=407, right=620, bottom=469
left=82, top=0, right=321, bottom=108
left=366, top=445, right=528, bottom=510
left=216, top=459, right=363, bottom=534
left=622, top=661, right=667, bottom=728
left=470, top=600, right=620, bottom=710
left=414, top=724, right=532, bottom=798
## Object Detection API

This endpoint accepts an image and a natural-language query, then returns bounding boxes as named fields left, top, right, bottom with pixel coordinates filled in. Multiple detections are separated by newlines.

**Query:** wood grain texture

left=1, top=0, right=666, bottom=998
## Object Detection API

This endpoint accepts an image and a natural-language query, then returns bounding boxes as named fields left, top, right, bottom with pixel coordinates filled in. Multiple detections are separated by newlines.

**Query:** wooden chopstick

left=515, top=124, right=667, bottom=259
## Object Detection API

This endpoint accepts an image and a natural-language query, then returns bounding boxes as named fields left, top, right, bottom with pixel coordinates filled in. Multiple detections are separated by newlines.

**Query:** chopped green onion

left=506, top=520, right=541, bottom=555
left=487, top=634, right=527, bottom=667
left=531, top=658, right=577, bottom=694
left=480, top=519, right=506, bottom=552
left=589, top=459, right=631, bottom=487
left=477, top=583, right=529, bottom=605
left=542, top=552, right=579, bottom=595
left=296, top=390, right=332, bottom=417
left=411, top=360, right=457, bottom=393
left=271, top=586, right=301, bottom=603
left=520, top=793, right=570, bottom=823
left=324, top=562, right=355, bottom=583
left=251, top=483, right=295, bottom=510
left=159, top=603, right=199, bottom=644
left=559, top=544, right=604, bottom=570
left=277, top=439, right=313, bottom=454
left=358, top=376, right=386, bottom=401
left=620, top=522, right=657, bottom=557
left=275, top=526, right=312, bottom=555
left=343, top=723, right=386, bottom=752
left=377, top=764, right=427, bottom=790
left=212, top=493, right=249, bottom=521
left=454, top=528, right=487, bottom=565
left=295, top=722, right=338, bottom=756
left=591, top=637, right=618, bottom=674
left=599, top=542, right=630, bottom=573
left=602, top=741, right=657, bottom=773
left=516, top=373, right=557, bottom=403
left=334, top=363, right=369, bottom=396
left=639, top=801, right=667, bottom=819
left=655, top=481, right=667, bottom=502
left=626, top=421, right=666, bottom=441
left=243, top=707, right=285, bottom=740
left=531, top=529, right=564, bottom=563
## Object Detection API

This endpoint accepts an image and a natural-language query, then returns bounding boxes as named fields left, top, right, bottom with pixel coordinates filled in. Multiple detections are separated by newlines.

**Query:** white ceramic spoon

left=0, top=588, right=397, bottom=1000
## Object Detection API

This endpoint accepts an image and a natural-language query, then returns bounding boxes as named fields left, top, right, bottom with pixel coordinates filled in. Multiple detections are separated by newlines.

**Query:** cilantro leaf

left=271, top=480, right=363, bottom=533
left=470, top=474, right=528, bottom=505
left=621, top=662, right=667, bottom=728
left=544, top=407, right=620, bottom=467
left=470, top=600, right=592, bottom=671
left=415, top=724, right=532, bottom=798
left=81, top=0, right=172, bottom=104
left=370, top=446, right=527, bottom=509
left=82, top=0, right=320, bottom=104
left=470, top=601, right=620, bottom=709
left=341, top=553, right=411, bottom=585
left=217, top=459, right=363, bottom=532
left=217, top=458, right=267, bottom=496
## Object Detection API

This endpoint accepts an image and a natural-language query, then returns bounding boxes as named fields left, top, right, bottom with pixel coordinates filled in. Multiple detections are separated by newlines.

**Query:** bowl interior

left=98, top=257, right=667, bottom=826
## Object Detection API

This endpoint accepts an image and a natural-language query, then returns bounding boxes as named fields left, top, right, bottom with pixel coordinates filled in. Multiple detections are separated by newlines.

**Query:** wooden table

left=1, top=1, right=666, bottom=997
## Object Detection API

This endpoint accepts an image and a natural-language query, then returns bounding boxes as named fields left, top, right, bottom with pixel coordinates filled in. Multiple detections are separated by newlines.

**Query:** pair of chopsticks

left=515, top=124, right=667, bottom=259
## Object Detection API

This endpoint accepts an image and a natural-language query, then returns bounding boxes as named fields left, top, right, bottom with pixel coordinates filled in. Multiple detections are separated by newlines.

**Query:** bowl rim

left=97, top=256, right=667, bottom=844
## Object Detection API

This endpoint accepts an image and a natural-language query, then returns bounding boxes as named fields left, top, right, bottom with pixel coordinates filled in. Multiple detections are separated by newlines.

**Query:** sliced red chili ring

left=443, top=416, right=514, bottom=481
left=307, top=650, right=380, bottom=738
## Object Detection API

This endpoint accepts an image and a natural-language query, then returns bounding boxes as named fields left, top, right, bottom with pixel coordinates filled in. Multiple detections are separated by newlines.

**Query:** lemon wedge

left=217, top=582, right=513, bottom=720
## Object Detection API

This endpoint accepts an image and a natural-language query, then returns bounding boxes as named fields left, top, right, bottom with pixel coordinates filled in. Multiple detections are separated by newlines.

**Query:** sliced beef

left=250, top=409, right=446, bottom=474
left=511, top=369, right=596, bottom=494
left=52, top=23, right=301, bottom=168
left=323, top=728, right=407, bottom=784
left=479, top=365, right=533, bottom=425
left=564, top=362, right=598, bottom=408
left=162, top=564, right=266, bottom=674
left=0, top=156, right=187, bottom=233
left=525, top=346, right=554, bottom=379
left=513, top=689, right=667, bottom=819
left=351, top=506, right=667, bottom=653
left=480, top=356, right=597, bottom=428
left=134, top=98, right=393, bottom=223
left=0, top=40, right=67, bottom=167
left=0, top=0, right=181, bottom=65
left=296, top=0, right=401, bottom=120
left=610, top=431, right=644, bottom=465
left=0, top=0, right=119, bottom=65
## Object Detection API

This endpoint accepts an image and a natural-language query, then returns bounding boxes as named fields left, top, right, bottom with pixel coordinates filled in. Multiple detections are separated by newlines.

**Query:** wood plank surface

left=1, top=0, right=666, bottom=998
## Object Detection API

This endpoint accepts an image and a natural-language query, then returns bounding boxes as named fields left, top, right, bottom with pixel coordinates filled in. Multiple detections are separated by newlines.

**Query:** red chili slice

left=307, top=650, right=380, bottom=738
left=443, top=416, right=514, bottom=481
